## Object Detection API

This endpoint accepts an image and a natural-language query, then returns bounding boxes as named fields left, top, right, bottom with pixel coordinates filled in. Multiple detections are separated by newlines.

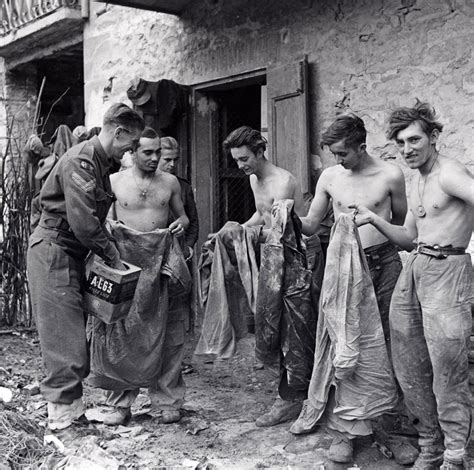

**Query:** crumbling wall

left=84, top=0, right=474, bottom=184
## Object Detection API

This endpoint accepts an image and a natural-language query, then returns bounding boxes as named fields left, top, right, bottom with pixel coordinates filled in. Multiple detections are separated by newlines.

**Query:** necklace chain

left=132, top=168, right=155, bottom=199
left=416, top=153, right=439, bottom=217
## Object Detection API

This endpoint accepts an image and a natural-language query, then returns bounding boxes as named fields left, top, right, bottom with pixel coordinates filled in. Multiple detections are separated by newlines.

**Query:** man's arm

left=292, top=178, right=307, bottom=217
left=439, top=162, right=474, bottom=206
left=389, top=167, right=408, bottom=226
left=62, top=157, right=122, bottom=267
left=168, top=176, right=190, bottom=234
left=300, top=172, right=331, bottom=236
left=350, top=204, right=417, bottom=251
left=243, top=210, right=264, bottom=227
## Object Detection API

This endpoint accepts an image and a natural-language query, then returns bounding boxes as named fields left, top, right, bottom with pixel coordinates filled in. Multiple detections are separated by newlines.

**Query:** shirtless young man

left=91, top=127, right=189, bottom=426
left=222, top=126, right=309, bottom=427
left=111, top=128, right=188, bottom=235
left=223, top=126, right=306, bottom=228
left=352, top=102, right=474, bottom=470
left=290, top=114, right=417, bottom=465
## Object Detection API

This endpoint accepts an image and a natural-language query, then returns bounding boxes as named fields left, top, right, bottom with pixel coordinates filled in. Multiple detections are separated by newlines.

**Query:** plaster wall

left=84, top=0, right=474, bottom=185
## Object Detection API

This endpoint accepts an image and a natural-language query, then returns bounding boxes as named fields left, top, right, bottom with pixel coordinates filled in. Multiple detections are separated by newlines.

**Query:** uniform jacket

left=38, top=136, right=120, bottom=265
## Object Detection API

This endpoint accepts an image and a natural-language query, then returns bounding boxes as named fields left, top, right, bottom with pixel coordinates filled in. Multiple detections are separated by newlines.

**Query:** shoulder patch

left=72, top=171, right=96, bottom=192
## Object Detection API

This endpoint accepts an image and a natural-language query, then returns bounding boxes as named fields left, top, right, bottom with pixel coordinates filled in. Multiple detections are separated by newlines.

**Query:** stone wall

left=84, top=0, right=474, bottom=186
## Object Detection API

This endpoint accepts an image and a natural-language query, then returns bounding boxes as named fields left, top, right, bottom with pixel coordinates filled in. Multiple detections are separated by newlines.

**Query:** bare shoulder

left=379, top=159, right=405, bottom=183
left=110, top=168, right=130, bottom=185
left=318, top=165, right=339, bottom=186
left=157, top=171, right=180, bottom=188
left=439, top=155, right=471, bottom=175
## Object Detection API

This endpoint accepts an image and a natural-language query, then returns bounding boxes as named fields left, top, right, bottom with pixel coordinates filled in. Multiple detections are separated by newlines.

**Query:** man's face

left=231, top=146, right=262, bottom=175
left=158, top=149, right=179, bottom=175
left=135, top=137, right=161, bottom=173
left=394, top=121, right=438, bottom=169
left=110, top=126, right=142, bottom=163
left=328, top=139, right=363, bottom=170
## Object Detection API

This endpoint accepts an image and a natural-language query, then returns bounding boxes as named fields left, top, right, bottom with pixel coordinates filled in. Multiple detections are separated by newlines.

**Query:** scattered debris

left=0, top=409, right=55, bottom=467
left=185, top=418, right=209, bottom=435
left=0, top=386, right=13, bottom=403
left=23, top=381, right=41, bottom=395
left=44, top=434, right=66, bottom=453
left=110, top=425, right=144, bottom=437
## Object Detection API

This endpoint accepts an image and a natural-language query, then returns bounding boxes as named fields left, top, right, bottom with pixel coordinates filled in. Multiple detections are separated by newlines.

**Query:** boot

left=410, top=444, right=444, bottom=470
left=85, top=406, right=131, bottom=425
left=289, top=401, right=319, bottom=435
left=440, top=458, right=467, bottom=470
left=328, top=434, right=354, bottom=463
left=47, top=398, right=85, bottom=430
left=386, top=437, right=419, bottom=465
left=255, top=397, right=302, bottom=427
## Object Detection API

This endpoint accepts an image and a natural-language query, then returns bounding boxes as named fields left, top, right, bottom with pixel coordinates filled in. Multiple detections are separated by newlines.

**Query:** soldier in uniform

left=27, top=103, right=145, bottom=433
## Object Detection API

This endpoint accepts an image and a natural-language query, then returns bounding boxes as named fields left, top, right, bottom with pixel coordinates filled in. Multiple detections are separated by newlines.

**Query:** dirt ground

left=0, top=328, right=473, bottom=470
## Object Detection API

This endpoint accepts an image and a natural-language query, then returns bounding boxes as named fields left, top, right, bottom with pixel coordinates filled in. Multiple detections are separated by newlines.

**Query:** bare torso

left=111, top=169, right=176, bottom=232
left=324, top=160, right=403, bottom=248
left=410, top=156, right=473, bottom=248
left=250, top=165, right=301, bottom=228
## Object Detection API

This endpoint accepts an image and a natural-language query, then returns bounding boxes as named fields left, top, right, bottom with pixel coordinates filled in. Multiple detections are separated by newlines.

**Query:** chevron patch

left=72, top=171, right=96, bottom=192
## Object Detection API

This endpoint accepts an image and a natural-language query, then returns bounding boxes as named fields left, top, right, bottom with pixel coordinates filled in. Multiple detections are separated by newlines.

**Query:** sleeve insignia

left=72, top=171, right=96, bottom=192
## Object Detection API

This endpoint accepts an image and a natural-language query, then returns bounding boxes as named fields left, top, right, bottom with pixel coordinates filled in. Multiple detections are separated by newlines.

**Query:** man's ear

left=429, top=129, right=439, bottom=145
left=359, top=143, right=367, bottom=153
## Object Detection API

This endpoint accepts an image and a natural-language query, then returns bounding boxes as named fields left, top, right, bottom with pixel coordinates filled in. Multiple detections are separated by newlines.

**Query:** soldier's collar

left=90, top=136, right=113, bottom=170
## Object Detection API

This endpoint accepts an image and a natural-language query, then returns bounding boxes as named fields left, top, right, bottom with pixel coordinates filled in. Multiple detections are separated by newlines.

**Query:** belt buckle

left=418, top=245, right=447, bottom=259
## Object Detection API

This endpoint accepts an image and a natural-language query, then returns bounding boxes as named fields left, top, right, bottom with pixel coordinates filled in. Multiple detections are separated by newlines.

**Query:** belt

left=416, top=244, right=466, bottom=259
left=364, top=241, right=398, bottom=262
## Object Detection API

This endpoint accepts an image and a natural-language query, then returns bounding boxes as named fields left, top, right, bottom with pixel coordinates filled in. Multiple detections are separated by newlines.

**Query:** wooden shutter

left=267, top=58, right=311, bottom=192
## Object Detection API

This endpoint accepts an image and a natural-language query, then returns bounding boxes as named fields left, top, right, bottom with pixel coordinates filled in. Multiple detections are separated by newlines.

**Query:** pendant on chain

left=140, top=190, right=148, bottom=199
left=416, top=205, right=426, bottom=218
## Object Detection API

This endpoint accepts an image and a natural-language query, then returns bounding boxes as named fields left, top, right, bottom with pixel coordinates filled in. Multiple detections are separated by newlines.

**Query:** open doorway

left=34, top=43, right=84, bottom=142
left=192, top=72, right=267, bottom=241
left=213, top=84, right=262, bottom=228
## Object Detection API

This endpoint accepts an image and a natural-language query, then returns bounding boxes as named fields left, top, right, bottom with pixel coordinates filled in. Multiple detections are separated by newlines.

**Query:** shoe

left=255, top=398, right=302, bottom=427
left=289, top=401, right=319, bottom=435
left=410, top=445, right=444, bottom=469
left=47, top=398, right=86, bottom=430
left=385, top=437, right=419, bottom=465
left=440, top=459, right=467, bottom=470
left=328, top=435, right=353, bottom=463
left=85, top=406, right=131, bottom=425
left=162, top=409, right=181, bottom=424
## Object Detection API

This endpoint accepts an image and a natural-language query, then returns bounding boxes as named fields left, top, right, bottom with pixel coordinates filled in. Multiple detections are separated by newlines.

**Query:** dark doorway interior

left=213, top=84, right=261, bottom=229
left=34, top=43, right=84, bottom=143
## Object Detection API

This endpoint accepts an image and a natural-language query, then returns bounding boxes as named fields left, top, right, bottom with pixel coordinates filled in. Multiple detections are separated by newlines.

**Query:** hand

left=347, top=204, right=374, bottom=227
left=169, top=220, right=185, bottom=236
left=184, top=245, right=194, bottom=261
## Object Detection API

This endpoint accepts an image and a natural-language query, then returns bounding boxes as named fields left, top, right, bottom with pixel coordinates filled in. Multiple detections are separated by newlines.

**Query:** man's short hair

left=161, top=136, right=179, bottom=152
left=140, top=127, right=159, bottom=140
left=321, top=114, right=367, bottom=149
left=223, top=126, right=267, bottom=155
left=103, top=103, right=145, bottom=131
left=387, top=100, right=443, bottom=140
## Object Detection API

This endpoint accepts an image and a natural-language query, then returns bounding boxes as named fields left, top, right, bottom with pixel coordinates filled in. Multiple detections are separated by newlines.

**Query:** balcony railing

left=0, top=0, right=80, bottom=37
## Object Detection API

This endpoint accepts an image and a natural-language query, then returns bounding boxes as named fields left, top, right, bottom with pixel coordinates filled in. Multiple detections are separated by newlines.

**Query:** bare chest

left=115, top=182, right=172, bottom=210
left=327, top=175, right=390, bottom=212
